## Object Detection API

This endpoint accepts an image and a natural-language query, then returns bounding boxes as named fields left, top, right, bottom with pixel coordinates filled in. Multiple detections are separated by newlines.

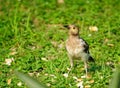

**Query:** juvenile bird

left=64, top=25, right=94, bottom=76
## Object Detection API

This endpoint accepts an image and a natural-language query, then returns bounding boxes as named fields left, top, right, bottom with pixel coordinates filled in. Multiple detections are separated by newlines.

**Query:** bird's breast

left=66, top=44, right=84, bottom=58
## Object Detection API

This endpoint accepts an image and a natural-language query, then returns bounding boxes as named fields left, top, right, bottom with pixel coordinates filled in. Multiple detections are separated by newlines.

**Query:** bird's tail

left=88, top=56, right=95, bottom=62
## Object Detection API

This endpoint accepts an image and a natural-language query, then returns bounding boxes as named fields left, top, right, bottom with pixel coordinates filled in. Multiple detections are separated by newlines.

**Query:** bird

left=64, top=24, right=94, bottom=76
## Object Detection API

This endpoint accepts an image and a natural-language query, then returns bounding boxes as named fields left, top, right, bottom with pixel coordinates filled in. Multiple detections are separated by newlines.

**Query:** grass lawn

left=0, top=0, right=120, bottom=88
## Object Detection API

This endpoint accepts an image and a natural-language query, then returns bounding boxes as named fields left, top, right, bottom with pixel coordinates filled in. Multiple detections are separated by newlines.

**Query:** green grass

left=0, top=0, right=120, bottom=88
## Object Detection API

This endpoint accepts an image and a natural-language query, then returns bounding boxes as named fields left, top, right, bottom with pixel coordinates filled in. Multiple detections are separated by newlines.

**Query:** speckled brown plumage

left=65, top=25, right=94, bottom=76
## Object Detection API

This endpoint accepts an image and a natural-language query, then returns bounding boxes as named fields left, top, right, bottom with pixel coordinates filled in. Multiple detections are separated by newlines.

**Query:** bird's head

left=64, top=25, right=79, bottom=36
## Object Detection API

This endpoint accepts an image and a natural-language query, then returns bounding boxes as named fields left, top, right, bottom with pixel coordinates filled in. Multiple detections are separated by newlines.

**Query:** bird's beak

left=63, top=25, right=70, bottom=29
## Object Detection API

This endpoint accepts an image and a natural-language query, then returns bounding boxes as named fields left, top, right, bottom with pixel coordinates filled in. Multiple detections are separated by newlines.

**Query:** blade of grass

left=14, top=70, right=48, bottom=88
left=109, top=66, right=120, bottom=88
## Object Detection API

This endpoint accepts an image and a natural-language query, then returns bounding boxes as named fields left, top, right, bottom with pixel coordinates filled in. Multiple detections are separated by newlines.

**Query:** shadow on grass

left=88, top=63, right=102, bottom=72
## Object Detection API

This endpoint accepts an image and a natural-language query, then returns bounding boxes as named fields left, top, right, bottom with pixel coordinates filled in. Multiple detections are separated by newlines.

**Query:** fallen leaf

left=50, top=74, right=57, bottom=78
left=51, top=41, right=58, bottom=47
left=57, top=0, right=64, bottom=4
left=106, top=61, right=113, bottom=65
left=35, top=72, right=40, bottom=77
left=28, top=72, right=34, bottom=76
left=58, top=43, right=64, bottom=49
left=85, top=85, right=91, bottom=88
left=46, top=83, right=51, bottom=87
left=30, top=46, right=36, bottom=50
left=44, top=73, right=49, bottom=76
left=67, top=67, right=71, bottom=71
left=86, top=74, right=92, bottom=79
left=106, top=61, right=114, bottom=68
left=17, top=82, right=22, bottom=87
left=76, top=81, right=83, bottom=88
left=89, top=79, right=94, bottom=83
left=9, top=47, right=17, bottom=55
left=41, top=57, right=48, bottom=61
left=107, top=43, right=114, bottom=47
left=81, top=75, right=86, bottom=78
left=7, top=79, right=11, bottom=85
left=73, top=76, right=78, bottom=80
left=89, top=26, right=98, bottom=32
left=77, top=78, right=83, bottom=82
left=63, top=73, right=68, bottom=78
left=5, top=58, right=14, bottom=66
left=9, top=51, right=17, bottom=55
left=104, top=38, right=109, bottom=44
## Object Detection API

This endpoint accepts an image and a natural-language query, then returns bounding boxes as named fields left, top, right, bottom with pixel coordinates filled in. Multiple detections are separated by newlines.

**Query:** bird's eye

left=73, top=27, right=75, bottom=29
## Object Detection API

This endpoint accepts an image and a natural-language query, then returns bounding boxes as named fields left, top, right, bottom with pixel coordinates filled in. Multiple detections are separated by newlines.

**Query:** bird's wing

left=79, top=38, right=89, bottom=53
left=79, top=38, right=95, bottom=62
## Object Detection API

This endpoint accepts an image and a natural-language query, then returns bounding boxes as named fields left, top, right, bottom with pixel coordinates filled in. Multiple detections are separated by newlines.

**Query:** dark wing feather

left=80, top=38, right=95, bottom=62
left=80, top=38, right=89, bottom=53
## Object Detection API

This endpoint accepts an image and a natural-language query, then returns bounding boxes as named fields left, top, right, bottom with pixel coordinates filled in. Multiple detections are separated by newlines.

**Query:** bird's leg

left=69, top=55, right=73, bottom=69
left=84, top=61, right=88, bottom=77
left=68, top=55, right=73, bottom=74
